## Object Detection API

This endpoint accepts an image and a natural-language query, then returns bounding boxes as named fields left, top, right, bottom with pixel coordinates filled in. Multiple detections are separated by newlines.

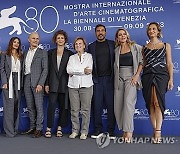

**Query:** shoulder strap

left=141, top=46, right=146, bottom=67
left=164, top=43, right=166, bottom=50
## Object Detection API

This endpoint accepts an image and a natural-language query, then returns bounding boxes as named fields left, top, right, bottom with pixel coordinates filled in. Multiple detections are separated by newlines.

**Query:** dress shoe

left=21, top=128, right=35, bottom=135
left=109, top=132, right=116, bottom=140
left=91, top=131, right=102, bottom=139
left=32, top=130, right=42, bottom=138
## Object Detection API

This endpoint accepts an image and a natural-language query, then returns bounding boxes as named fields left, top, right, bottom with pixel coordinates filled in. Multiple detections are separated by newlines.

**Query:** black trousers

left=93, top=76, right=115, bottom=133
left=47, top=92, right=68, bottom=128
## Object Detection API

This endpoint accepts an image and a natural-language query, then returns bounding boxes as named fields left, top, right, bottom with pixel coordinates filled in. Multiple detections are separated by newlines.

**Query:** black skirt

left=141, top=65, right=169, bottom=117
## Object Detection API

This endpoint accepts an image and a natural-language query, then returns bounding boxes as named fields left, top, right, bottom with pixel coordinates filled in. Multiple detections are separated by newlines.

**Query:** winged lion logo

left=0, top=6, right=33, bottom=35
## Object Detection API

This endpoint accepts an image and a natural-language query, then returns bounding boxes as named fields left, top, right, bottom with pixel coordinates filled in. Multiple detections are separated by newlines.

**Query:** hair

left=28, top=32, right=40, bottom=39
left=95, top=24, right=106, bottom=32
left=52, top=30, right=68, bottom=44
left=115, top=28, right=135, bottom=47
left=73, top=37, right=87, bottom=50
left=146, top=22, right=163, bottom=39
left=6, top=37, right=22, bottom=59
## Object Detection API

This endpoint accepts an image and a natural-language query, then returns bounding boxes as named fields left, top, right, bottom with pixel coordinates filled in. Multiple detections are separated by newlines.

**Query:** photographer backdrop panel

left=0, top=0, right=179, bottom=135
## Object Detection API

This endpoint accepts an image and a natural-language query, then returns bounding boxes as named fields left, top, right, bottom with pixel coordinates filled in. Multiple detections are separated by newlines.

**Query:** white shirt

left=25, top=47, right=37, bottom=75
left=57, top=55, right=62, bottom=70
left=11, top=56, right=20, bottom=72
left=9, top=56, right=21, bottom=98
left=67, top=52, right=93, bottom=88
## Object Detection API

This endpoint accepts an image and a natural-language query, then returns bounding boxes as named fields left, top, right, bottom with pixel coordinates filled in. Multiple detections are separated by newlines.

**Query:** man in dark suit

left=88, top=24, right=115, bottom=139
left=23, top=32, right=48, bottom=138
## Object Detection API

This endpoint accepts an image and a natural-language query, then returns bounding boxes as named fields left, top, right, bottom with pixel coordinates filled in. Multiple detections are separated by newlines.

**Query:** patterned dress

left=142, top=43, right=169, bottom=116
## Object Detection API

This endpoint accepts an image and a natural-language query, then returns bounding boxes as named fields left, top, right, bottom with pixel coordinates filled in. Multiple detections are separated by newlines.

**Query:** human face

left=117, top=30, right=128, bottom=44
left=74, top=39, right=85, bottom=54
left=12, top=39, right=20, bottom=50
left=147, top=24, right=159, bottom=39
left=28, top=32, right=40, bottom=49
left=56, top=34, right=65, bottom=46
left=95, top=26, right=106, bottom=42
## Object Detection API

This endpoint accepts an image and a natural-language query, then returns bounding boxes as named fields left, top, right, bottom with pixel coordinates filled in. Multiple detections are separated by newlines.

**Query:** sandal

left=153, top=130, right=162, bottom=144
left=45, top=129, right=52, bottom=138
left=152, top=128, right=156, bottom=140
left=122, top=132, right=127, bottom=139
left=56, top=127, right=63, bottom=137
left=124, top=132, right=133, bottom=144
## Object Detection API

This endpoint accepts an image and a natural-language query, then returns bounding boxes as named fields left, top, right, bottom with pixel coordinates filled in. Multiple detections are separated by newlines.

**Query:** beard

left=97, top=34, right=105, bottom=41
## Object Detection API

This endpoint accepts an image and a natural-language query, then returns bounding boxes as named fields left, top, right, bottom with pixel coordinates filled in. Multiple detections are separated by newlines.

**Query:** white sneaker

left=109, top=136, right=116, bottom=140
left=69, top=132, right=78, bottom=139
left=80, top=133, right=87, bottom=140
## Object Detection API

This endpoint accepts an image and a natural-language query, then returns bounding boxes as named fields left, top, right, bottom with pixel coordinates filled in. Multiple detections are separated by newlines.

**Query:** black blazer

left=46, top=48, right=73, bottom=93
left=87, top=39, right=115, bottom=83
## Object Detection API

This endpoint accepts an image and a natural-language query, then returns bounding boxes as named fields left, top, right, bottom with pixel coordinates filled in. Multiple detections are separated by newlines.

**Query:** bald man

left=23, top=32, right=48, bottom=138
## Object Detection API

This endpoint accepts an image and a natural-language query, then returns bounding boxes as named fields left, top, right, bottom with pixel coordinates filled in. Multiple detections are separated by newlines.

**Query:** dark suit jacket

left=45, top=48, right=73, bottom=93
left=1, top=53, right=23, bottom=88
left=23, top=48, right=48, bottom=87
left=87, top=39, right=115, bottom=83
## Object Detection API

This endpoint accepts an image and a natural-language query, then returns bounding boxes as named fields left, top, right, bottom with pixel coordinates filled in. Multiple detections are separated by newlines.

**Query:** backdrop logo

left=96, top=133, right=110, bottom=148
left=55, top=108, right=59, bottom=117
left=0, top=6, right=33, bottom=35
left=174, top=39, right=180, bottom=49
left=175, top=86, right=180, bottom=96
left=0, top=107, right=3, bottom=116
left=164, top=108, right=180, bottom=120
left=173, top=0, right=180, bottom=3
left=102, top=108, right=107, bottom=119
left=173, top=62, right=179, bottom=73
left=134, top=108, right=149, bottom=120
left=21, top=107, right=29, bottom=117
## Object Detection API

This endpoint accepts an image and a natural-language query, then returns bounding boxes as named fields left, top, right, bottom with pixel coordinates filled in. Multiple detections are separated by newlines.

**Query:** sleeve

left=66, top=55, right=85, bottom=76
left=86, top=54, right=93, bottom=70
left=38, top=50, right=48, bottom=86
left=135, top=44, right=143, bottom=65
left=0, top=53, right=8, bottom=85
left=45, top=51, right=51, bottom=86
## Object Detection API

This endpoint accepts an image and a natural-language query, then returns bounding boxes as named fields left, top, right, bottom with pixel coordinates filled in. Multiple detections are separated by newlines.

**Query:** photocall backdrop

left=0, top=0, right=179, bottom=135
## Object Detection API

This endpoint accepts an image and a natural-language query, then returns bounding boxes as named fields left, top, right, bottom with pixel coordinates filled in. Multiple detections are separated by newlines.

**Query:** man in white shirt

left=23, top=32, right=48, bottom=138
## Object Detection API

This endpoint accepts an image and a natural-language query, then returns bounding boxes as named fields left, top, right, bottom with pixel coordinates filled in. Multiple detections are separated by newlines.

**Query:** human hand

left=36, top=85, right=43, bottom=93
left=168, top=80, right=174, bottom=90
left=2, top=84, right=8, bottom=89
left=45, top=86, right=49, bottom=94
left=84, top=67, right=92, bottom=75
left=130, top=75, right=139, bottom=86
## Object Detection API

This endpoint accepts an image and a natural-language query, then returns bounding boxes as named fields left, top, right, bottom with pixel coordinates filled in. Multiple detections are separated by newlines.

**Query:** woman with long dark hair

left=1, top=37, right=23, bottom=137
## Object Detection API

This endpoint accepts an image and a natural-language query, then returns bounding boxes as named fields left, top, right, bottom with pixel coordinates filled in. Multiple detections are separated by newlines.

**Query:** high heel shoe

left=152, top=128, right=155, bottom=140
left=153, top=130, right=162, bottom=144
left=124, top=132, right=133, bottom=143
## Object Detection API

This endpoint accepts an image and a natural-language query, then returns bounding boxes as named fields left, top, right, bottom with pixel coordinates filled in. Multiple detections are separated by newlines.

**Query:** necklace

left=149, top=40, right=162, bottom=49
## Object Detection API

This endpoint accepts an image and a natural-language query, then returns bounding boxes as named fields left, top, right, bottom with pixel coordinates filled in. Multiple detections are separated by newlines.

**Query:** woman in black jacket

left=45, top=30, right=73, bottom=138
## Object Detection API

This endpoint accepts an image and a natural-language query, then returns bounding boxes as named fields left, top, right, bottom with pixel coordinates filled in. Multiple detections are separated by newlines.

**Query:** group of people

left=0, top=22, right=173, bottom=143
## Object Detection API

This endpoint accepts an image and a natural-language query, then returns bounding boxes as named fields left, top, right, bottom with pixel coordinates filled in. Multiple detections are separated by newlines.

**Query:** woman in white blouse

left=1, top=37, right=23, bottom=137
left=67, top=37, right=93, bottom=140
